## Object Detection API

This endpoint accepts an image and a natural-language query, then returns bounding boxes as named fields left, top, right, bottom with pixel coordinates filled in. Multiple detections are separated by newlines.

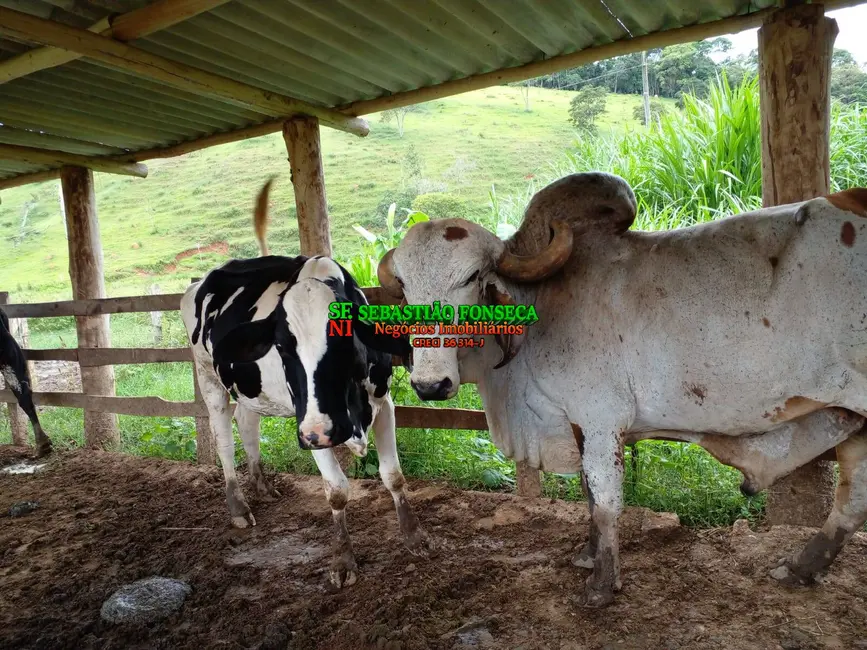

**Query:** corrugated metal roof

left=0, top=0, right=784, bottom=184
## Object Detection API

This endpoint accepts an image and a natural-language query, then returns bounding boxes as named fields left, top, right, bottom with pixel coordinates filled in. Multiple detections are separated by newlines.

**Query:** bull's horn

left=377, top=248, right=404, bottom=298
left=496, top=220, right=574, bottom=282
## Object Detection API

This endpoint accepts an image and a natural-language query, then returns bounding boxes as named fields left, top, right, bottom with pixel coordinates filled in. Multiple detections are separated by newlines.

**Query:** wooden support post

left=0, top=291, right=30, bottom=446
left=283, top=116, right=332, bottom=258
left=516, top=462, right=543, bottom=498
left=759, top=3, right=838, bottom=527
left=60, top=165, right=120, bottom=450
left=189, top=278, right=215, bottom=465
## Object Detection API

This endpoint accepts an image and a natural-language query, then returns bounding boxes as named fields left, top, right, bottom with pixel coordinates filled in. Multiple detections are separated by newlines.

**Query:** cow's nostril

left=412, top=378, right=454, bottom=401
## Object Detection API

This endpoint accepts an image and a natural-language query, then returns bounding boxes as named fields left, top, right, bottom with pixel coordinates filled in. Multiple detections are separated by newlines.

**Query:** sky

left=712, top=4, right=867, bottom=65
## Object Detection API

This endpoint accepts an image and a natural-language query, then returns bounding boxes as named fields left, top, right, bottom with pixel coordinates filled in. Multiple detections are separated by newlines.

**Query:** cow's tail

left=254, top=176, right=277, bottom=257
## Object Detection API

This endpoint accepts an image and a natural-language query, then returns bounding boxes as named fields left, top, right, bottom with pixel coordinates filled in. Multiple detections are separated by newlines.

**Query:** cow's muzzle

left=411, top=377, right=455, bottom=401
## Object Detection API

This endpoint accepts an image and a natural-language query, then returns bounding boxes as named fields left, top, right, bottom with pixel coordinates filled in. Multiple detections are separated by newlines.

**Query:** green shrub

left=411, top=193, right=466, bottom=219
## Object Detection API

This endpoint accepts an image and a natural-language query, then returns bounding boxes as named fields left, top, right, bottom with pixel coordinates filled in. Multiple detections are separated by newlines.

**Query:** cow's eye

left=461, top=271, right=479, bottom=287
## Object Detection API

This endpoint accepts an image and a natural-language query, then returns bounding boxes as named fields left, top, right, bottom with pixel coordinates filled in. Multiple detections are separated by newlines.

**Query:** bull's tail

left=254, top=176, right=277, bottom=257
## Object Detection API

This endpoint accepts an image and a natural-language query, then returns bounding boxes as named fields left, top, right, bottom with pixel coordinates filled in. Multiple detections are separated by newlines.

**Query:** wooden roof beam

left=0, top=0, right=233, bottom=85
left=0, top=7, right=370, bottom=137
left=0, top=143, right=148, bottom=177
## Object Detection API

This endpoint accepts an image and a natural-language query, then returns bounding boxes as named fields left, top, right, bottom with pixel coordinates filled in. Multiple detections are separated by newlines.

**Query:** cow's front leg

left=572, top=471, right=600, bottom=569
left=578, top=429, right=625, bottom=608
left=235, top=405, right=280, bottom=501
left=312, top=449, right=357, bottom=588
left=373, top=395, right=431, bottom=556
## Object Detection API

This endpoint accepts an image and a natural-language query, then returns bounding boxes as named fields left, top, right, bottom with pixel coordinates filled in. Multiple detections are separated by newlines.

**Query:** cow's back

left=534, top=197, right=867, bottom=433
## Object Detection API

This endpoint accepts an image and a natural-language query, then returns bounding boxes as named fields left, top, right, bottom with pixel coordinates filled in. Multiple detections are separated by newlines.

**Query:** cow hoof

left=404, top=527, right=433, bottom=558
left=578, top=584, right=616, bottom=609
left=769, top=561, right=812, bottom=587
left=329, top=558, right=358, bottom=589
left=231, top=513, right=256, bottom=529
left=35, top=442, right=52, bottom=458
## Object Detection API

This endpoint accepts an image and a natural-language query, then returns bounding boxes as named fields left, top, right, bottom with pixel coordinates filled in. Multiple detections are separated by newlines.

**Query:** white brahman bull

left=376, top=171, right=867, bottom=607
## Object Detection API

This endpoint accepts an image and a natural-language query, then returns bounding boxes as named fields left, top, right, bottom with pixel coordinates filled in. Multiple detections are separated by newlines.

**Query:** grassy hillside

left=0, top=86, right=664, bottom=302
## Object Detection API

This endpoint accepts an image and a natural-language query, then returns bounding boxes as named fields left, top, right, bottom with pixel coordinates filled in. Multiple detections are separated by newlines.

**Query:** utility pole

left=642, top=51, right=651, bottom=127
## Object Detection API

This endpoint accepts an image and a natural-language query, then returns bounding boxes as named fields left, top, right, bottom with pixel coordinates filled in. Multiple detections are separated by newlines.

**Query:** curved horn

left=377, top=248, right=404, bottom=298
left=496, top=220, right=574, bottom=282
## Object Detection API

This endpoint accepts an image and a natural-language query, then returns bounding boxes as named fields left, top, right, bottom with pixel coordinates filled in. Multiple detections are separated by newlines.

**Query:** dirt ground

left=1, top=446, right=867, bottom=650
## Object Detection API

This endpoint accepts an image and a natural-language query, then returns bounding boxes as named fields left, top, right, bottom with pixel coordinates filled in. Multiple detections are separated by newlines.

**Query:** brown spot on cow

left=826, top=188, right=867, bottom=218
left=683, top=382, right=707, bottom=406
left=614, top=447, right=624, bottom=469
left=762, top=318, right=771, bottom=328
left=443, top=226, right=468, bottom=241
left=655, top=286, right=668, bottom=298
left=769, top=397, right=826, bottom=423
left=841, top=221, right=856, bottom=247
left=769, top=256, right=778, bottom=269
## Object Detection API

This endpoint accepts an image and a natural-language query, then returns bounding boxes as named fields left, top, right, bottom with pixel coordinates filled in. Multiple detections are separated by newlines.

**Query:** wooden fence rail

left=0, top=286, right=536, bottom=486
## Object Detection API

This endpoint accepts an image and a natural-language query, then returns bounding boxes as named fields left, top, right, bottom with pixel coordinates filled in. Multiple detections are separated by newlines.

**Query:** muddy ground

left=1, top=446, right=866, bottom=650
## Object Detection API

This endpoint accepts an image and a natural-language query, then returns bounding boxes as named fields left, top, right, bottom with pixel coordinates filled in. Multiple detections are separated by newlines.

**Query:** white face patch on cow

left=283, top=277, right=336, bottom=441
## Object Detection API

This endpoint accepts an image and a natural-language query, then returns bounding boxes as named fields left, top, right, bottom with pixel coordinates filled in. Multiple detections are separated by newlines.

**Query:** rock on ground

left=100, top=576, right=191, bottom=625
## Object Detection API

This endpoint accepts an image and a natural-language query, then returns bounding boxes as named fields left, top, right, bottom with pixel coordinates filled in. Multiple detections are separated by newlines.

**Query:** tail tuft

left=254, top=176, right=278, bottom=257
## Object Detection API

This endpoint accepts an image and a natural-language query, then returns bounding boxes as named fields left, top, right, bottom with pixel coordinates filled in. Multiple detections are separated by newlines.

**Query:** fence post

left=516, top=462, right=542, bottom=498
left=189, top=278, right=216, bottom=465
left=0, top=292, right=31, bottom=446
left=148, top=283, right=163, bottom=345
left=61, top=165, right=120, bottom=450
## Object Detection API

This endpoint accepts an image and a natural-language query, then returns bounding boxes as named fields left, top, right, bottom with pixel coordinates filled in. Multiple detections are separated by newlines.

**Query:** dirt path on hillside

left=1, top=447, right=866, bottom=650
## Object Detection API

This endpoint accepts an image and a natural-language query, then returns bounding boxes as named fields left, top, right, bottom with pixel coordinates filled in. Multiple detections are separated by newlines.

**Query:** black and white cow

left=180, top=180, right=429, bottom=588
left=1, top=307, right=51, bottom=456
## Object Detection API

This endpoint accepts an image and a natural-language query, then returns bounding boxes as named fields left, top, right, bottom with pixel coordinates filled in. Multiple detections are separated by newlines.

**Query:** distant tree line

left=517, top=38, right=867, bottom=107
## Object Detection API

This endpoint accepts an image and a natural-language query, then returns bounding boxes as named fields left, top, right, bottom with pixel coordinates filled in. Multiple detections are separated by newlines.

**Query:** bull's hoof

left=403, top=526, right=433, bottom=558
left=769, top=559, right=814, bottom=587
left=577, top=582, right=616, bottom=609
left=35, top=441, right=52, bottom=458
left=230, top=512, right=256, bottom=529
left=328, top=555, right=358, bottom=589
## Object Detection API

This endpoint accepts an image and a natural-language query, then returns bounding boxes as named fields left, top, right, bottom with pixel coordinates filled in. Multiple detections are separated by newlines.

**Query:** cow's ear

left=351, top=304, right=413, bottom=365
left=211, top=316, right=277, bottom=365
left=483, top=277, right=527, bottom=369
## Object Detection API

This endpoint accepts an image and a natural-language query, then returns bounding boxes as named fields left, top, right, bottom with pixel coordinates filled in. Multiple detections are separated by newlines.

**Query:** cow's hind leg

left=770, top=428, right=867, bottom=585
left=1, top=365, right=51, bottom=457
left=234, top=405, right=280, bottom=500
left=312, top=449, right=357, bottom=589
left=373, top=395, right=431, bottom=556
left=196, top=361, right=255, bottom=528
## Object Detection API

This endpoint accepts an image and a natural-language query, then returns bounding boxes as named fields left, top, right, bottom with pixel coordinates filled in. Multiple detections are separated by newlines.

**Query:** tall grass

left=491, top=73, right=867, bottom=232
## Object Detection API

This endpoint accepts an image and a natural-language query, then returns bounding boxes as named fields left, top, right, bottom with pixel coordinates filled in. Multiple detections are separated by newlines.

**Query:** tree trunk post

left=283, top=116, right=332, bottom=258
left=60, top=165, right=120, bottom=450
left=0, top=291, right=30, bottom=446
left=759, top=3, right=838, bottom=527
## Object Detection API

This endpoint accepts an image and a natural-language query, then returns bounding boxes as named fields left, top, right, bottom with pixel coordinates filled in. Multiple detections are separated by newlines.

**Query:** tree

left=833, top=48, right=858, bottom=68
left=380, top=105, right=421, bottom=137
left=568, top=85, right=607, bottom=134
left=831, top=64, right=867, bottom=104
